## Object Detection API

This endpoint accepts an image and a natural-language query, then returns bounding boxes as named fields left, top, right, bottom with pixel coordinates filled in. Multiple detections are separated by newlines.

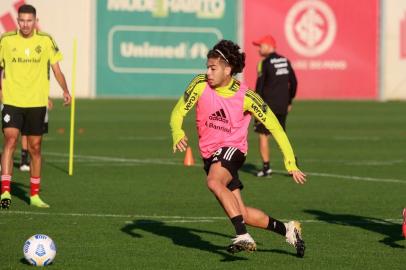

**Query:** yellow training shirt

left=170, top=74, right=299, bottom=172
left=0, top=30, right=62, bottom=107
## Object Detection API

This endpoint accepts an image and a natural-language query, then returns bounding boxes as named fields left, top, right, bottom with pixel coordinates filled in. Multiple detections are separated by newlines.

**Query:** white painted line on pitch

left=44, top=152, right=188, bottom=166
left=271, top=169, right=406, bottom=184
left=0, top=211, right=402, bottom=224
left=42, top=152, right=405, bottom=184
left=118, top=136, right=167, bottom=141
left=305, top=171, right=405, bottom=184
left=303, top=159, right=405, bottom=166
left=0, top=210, right=225, bottom=220
left=333, top=136, right=381, bottom=141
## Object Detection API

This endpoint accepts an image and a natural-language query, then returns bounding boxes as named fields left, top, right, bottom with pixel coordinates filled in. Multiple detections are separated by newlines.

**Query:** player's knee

left=206, top=177, right=222, bottom=194
left=28, top=143, right=41, bottom=156
left=5, top=136, right=18, bottom=150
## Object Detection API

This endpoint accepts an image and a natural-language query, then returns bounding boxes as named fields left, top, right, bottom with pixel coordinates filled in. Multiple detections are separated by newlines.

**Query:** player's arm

left=244, top=90, right=306, bottom=184
left=47, top=34, right=71, bottom=106
left=170, top=74, right=206, bottom=153
left=0, top=66, right=2, bottom=102
left=287, top=60, right=297, bottom=111
left=51, top=63, right=71, bottom=106
left=0, top=37, right=3, bottom=99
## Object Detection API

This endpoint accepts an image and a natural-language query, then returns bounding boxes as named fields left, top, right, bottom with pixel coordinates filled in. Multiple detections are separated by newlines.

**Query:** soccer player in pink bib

left=170, top=40, right=307, bottom=257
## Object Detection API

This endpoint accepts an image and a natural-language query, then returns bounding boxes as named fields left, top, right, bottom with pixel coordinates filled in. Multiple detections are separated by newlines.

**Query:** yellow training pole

left=68, top=38, right=77, bottom=176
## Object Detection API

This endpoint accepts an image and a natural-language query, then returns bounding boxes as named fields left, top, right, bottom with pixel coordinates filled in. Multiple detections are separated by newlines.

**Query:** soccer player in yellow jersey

left=0, top=4, right=71, bottom=209
left=170, top=40, right=306, bottom=257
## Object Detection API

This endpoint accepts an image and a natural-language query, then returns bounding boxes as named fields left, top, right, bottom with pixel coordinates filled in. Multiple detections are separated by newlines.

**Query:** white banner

left=0, top=0, right=93, bottom=98
left=381, top=0, right=406, bottom=100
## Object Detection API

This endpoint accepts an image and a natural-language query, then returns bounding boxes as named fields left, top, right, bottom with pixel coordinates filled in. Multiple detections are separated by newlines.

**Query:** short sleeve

left=0, top=37, right=4, bottom=65
left=48, top=36, right=63, bottom=65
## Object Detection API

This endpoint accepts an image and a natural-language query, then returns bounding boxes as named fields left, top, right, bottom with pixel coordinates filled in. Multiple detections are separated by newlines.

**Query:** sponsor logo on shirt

left=205, top=108, right=231, bottom=133
left=12, top=57, right=41, bottom=63
left=208, top=109, right=228, bottom=123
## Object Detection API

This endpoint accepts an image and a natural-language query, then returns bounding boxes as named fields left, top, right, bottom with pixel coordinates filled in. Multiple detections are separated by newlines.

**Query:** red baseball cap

left=252, top=35, right=276, bottom=48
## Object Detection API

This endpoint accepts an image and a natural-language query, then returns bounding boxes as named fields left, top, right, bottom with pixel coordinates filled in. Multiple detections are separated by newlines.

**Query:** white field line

left=333, top=136, right=381, bottom=141
left=43, top=152, right=406, bottom=184
left=271, top=170, right=406, bottom=184
left=303, top=159, right=405, bottom=166
left=44, top=152, right=185, bottom=166
left=0, top=211, right=402, bottom=224
left=43, top=136, right=167, bottom=141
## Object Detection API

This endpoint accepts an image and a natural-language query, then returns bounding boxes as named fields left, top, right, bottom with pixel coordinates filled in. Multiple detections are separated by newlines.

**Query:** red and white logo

left=285, top=0, right=337, bottom=57
left=0, top=0, right=26, bottom=32
left=401, top=12, right=406, bottom=59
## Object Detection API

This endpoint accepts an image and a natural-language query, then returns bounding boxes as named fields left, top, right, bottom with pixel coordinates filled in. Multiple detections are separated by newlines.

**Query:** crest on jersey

left=35, top=45, right=42, bottom=54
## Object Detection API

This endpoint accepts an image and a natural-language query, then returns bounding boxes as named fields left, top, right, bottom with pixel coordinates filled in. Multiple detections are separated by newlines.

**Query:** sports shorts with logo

left=203, top=147, right=246, bottom=191
left=2, top=105, right=47, bottom=135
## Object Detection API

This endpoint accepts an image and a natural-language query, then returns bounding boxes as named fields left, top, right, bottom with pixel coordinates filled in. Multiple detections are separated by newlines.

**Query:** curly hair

left=207, top=40, right=246, bottom=75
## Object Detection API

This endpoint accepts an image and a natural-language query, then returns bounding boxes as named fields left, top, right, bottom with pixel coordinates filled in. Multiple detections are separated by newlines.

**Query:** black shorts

left=2, top=105, right=47, bottom=135
left=254, top=114, right=287, bottom=135
left=203, top=147, right=246, bottom=191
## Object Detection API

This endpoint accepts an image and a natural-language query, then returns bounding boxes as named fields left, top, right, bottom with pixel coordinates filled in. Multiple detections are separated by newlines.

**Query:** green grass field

left=0, top=99, right=405, bottom=269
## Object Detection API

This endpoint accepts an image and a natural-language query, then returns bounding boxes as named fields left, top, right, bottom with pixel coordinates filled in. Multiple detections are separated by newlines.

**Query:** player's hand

left=288, top=104, right=292, bottom=112
left=63, top=91, right=71, bottom=106
left=290, top=170, right=306, bottom=184
left=174, top=136, right=188, bottom=153
left=48, top=98, right=54, bottom=110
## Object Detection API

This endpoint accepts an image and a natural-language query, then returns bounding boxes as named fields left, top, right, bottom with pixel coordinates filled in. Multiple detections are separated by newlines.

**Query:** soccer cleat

left=256, top=168, right=272, bottom=177
left=402, top=208, right=406, bottom=238
left=19, top=164, right=30, bottom=172
left=285, top=221, right=305, bottom=258
left=1, top=191, right=12, bottom=209
left=30, top=195, right=50, bottom=208
left=226, top=233, right=257, bottom=254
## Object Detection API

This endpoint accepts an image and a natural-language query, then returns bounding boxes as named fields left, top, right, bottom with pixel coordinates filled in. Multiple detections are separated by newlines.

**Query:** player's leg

left=207, top=162, right=242, bottom=217
left=257, top=133, right=272, bottom=176
left=27, top=135, right=48, bottom=208
left=20, top=135, right=30, bottom=171
left=24, top=107, right=49, bottom=208
left=232, top=189, right=305, bottom=257
left=207, top=165, right=256, bottom=253
left=1, top=105, right=23, bottom=209
left=402, top=208, right=406, bottom=238
left=254, top=120, right=272, bottom=177
left=205, top=149, right=256, bottom=253
left=1, top=128, right=19, bottom=209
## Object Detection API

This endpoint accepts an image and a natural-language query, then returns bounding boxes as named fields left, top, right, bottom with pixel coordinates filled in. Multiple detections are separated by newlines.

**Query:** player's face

left=206, top=57, right=232, bottom=88
left=17, top=13, right=37, bottom=38
left=259, top=43, right=274, bottom=57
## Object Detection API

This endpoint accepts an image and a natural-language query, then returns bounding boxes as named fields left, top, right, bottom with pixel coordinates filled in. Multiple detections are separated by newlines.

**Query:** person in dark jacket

left=252, top=35, right=297, bottom=177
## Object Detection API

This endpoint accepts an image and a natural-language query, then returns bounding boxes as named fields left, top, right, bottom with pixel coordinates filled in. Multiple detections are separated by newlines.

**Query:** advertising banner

left=96, top=0, right=240, bottom=97
left=244, top=0, right=379, bottom=99
left=381, top=0, right=406, bottom=100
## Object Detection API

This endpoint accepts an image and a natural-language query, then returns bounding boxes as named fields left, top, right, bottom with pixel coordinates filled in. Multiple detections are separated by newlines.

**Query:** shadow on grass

left=19, top=258, right=55, bottom=267
left=258, top=248, right=297, bottom=257
left=19, top=258, right=31, bottom=266
left=10, top=182, right=30, bottom=205
left=304, top=210, right=405, bottom=249
left=44, top=160, right=69, bottom=174
left=121, top=219, right=248, bottom=262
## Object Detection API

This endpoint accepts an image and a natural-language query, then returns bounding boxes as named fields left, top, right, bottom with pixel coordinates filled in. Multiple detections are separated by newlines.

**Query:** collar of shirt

left=212, top=78, right=237, bottom=98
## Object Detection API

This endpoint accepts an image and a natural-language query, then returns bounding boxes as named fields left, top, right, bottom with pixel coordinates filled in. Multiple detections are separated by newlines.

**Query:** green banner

left=96, top=0, right=240, bottom=97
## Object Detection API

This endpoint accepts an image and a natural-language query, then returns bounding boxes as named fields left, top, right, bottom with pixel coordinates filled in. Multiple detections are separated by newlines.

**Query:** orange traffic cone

left=184, top=147, right=195, bottom=166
